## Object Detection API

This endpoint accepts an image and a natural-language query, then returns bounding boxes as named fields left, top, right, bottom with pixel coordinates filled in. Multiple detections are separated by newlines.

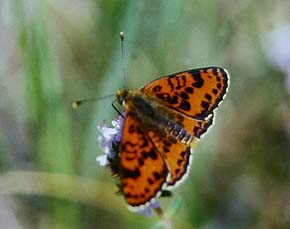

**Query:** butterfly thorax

left=116, top=89, right=193, bottom=145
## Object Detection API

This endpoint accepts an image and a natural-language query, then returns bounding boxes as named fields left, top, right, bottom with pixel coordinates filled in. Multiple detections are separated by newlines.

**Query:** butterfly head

left=116, top=89, right=129, bottom=106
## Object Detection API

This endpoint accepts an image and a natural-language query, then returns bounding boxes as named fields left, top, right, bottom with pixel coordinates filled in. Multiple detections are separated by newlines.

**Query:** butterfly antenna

left=120, top=31, right=128, bottom=87
left=72, top=94, right=115, bottom=109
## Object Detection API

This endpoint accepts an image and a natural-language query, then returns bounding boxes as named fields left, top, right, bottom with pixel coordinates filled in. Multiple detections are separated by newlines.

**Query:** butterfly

left=112, top=66, right=229, bottom=211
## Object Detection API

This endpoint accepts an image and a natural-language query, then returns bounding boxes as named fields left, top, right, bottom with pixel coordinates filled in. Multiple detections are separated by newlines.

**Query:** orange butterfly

left=97, top=66, right=229, bottom=213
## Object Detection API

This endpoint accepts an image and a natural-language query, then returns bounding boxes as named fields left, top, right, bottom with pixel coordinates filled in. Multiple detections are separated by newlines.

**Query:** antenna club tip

left=120, top=31, right=124, bottom=40
left=72, top=101, right=80, bottom=109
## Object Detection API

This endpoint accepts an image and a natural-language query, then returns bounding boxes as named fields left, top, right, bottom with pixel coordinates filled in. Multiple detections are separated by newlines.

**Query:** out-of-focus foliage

left=0, top=0, right=289, bottom=228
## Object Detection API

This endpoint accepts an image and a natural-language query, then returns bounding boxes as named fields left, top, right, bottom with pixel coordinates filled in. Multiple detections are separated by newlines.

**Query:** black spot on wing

left=142, top=149, right=158, bottom=160
left=167, top=78, right=174, bottom=91
left=163, top=146, right=170, bottom=153
left=212, top=67, right=218, bottom=76
left=177, top=159, right=183, bottom=166
left=204, top=93, right=212, bottom=101
left=201, top=101, right=210, bottom=110
left=138, top=158, right=144, bottom=166
left=152, top=85, right=162, bottom=92
left=122, top=167, right=141, bottom=179
left=153, top=171, right=162, bottom=181
left=191, top=71, right=204, bottom=88
left=124, top=193, right=132, bottom=198
left=185, top=87, right=194, bottom=94
left=212, top=89, right=218, bottom=95
left=180, top=91, right=189, bottom=99
left=175, top=74, right=186, bottom=90
left=179, top=100, right=191, bottom=111
left=147, top=178, right=154, bottom=185
left=180, top=150, right=186, bottom=158
left=192, top=80, right=203, bottom=88
left=156, top=93, right=179, bottom=105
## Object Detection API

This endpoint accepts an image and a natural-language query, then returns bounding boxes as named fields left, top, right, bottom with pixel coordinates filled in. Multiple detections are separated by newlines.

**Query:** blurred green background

left=0, top=0, right=289, bottom=228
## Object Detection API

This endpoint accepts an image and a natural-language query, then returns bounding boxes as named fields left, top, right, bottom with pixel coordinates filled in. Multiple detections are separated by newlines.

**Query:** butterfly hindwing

left=178, top=113, right=214, bottom=139
left=145, top=129, right=194, bottom=187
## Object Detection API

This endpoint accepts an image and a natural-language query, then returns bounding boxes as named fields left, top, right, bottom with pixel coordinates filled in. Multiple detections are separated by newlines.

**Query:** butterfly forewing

left=120, top=112, right=169, bottom=208
left=141, top=67, right=229, bottom=120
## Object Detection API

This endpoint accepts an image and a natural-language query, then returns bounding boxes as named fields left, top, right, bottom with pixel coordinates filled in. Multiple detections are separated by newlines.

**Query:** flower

left=96, top=114, right=124, bottom=167
left=137, top=201, right=161, bottom=218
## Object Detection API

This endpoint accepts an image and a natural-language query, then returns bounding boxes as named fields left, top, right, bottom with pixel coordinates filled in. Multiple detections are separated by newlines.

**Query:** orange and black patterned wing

left=119, top=112, right=169, bottom=209
left=146, top=128, right=197, bottom=188
left=141, top=67, right=229, bottom=120
left=177, top=112, right=214, bottom=139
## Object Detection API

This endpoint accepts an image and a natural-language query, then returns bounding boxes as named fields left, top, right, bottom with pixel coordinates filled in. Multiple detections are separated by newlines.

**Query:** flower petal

left=96, top=155, right=108, bottom=166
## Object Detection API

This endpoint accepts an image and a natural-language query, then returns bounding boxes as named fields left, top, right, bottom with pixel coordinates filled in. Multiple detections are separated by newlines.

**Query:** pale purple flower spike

left=96, top=114, right=124, bottom=166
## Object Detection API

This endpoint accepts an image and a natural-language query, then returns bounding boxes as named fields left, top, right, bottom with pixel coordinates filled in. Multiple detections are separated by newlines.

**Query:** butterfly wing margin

left=119, top=112, right=169, bottom=209
left=141, top=67, right=229, bottom=120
